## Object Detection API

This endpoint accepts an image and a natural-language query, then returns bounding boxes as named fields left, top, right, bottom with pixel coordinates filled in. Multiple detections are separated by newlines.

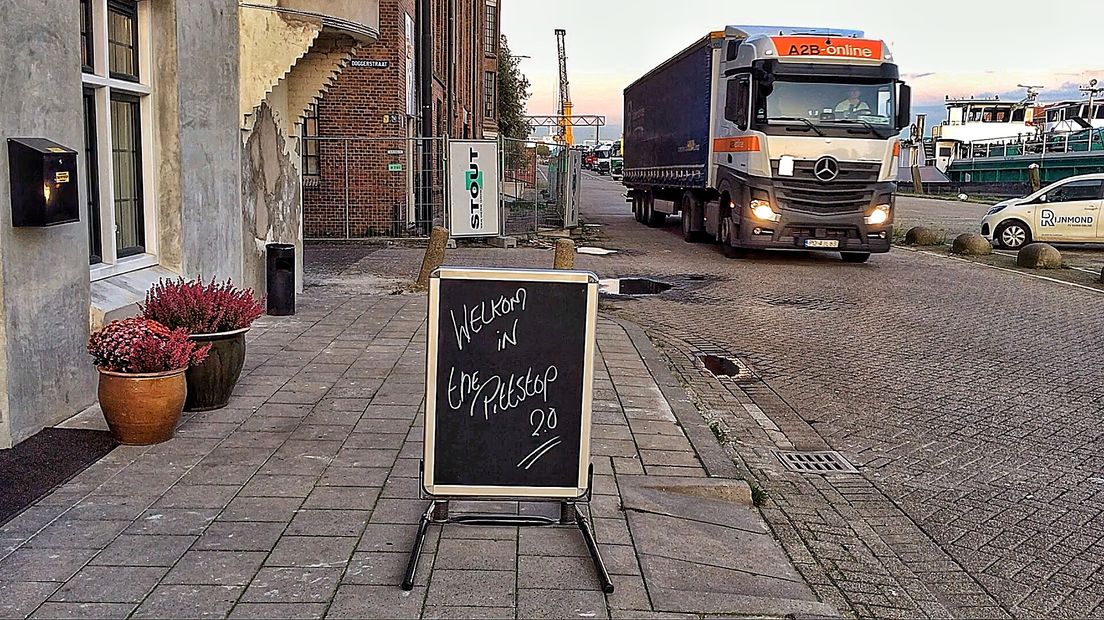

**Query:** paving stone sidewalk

left=0, top=284, right=832, bottom=619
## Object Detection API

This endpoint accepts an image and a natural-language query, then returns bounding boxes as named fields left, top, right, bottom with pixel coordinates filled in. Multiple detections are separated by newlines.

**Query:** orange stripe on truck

left=713, top=136, right=760, bottom=153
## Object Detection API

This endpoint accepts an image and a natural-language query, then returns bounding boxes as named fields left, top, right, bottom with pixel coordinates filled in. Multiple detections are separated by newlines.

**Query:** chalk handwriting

left=446, top=365, right=559, bottom=420
left=449, top=288, right=527, bottom=350
left=517, top=435, right=562, bottom=470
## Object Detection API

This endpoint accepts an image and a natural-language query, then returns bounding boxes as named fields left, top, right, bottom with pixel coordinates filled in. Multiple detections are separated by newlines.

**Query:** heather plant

left=89, top=317, right=210, bottom=374
left=141, top=278, right=264, bottom=334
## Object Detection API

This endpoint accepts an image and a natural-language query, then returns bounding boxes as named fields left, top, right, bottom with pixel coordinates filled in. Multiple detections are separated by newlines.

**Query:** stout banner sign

left=447, top=140, right=501, bottom=238
left=423, top=267, right=599, bottom=498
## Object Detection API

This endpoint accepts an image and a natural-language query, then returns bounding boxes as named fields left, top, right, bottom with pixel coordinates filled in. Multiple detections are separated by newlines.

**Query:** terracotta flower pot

left=184, top=327, right=248, bottom=412
left=98, top=368, right=187, bottom=445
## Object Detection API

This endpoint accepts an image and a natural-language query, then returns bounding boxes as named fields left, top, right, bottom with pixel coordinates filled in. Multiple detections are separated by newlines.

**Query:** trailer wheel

left=645, top=195, right=665, bottom=228
left=680, top=193, right=702, bottom=242
left=631, top=194, right=642, bottom=222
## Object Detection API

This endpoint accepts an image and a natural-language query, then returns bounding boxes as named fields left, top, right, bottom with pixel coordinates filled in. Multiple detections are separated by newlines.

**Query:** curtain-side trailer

left=623, top=25, right=911, bottom=262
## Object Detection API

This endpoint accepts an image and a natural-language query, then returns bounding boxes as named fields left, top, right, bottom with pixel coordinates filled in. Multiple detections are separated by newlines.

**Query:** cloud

left=908, top=69, right=1104, bottom=105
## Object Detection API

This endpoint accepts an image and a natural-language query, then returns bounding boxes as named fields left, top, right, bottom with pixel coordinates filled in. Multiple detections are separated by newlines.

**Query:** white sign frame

left=423, top=267, right=599, bottom=499
left=447, top=140, right=501, bottom=238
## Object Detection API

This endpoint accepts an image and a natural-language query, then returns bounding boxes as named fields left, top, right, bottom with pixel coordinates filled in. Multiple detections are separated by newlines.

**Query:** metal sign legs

left=401, top=465, right=614, bottom=593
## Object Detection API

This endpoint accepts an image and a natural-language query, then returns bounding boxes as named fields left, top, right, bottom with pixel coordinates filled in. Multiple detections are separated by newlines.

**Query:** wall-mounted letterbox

left=7, top=138, right=80, bottom=227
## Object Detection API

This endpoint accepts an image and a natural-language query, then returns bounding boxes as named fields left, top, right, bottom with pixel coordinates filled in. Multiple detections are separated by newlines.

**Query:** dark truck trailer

left=623, top=36, right=715, bottom=195
left=622, top=26, right=911, bottom=262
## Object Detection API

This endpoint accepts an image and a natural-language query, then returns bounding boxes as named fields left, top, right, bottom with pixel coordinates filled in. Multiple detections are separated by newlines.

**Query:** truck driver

left=835, top=88, right=871, bottom=117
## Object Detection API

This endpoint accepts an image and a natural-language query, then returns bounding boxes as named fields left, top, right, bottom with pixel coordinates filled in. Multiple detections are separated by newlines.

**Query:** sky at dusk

left=501, top=0, right=1103, bottom=140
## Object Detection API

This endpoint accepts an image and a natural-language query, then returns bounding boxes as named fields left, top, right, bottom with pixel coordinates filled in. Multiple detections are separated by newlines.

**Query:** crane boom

left=555, top=28, right=574, bottom=146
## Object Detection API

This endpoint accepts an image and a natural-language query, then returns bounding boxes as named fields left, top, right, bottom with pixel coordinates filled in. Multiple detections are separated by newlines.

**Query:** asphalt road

left=571, top=171, right=1104, bottom=618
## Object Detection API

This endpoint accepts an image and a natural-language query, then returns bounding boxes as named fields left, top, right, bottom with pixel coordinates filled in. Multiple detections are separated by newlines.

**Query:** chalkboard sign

left=423, top=267, right=599, bottom=498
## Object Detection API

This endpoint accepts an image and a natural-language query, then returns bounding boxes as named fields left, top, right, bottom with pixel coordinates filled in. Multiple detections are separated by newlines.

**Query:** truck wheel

left=631, top=195, right=642, bottom=222
left=640, top=193, right=654, bottom=225
left=841, top=252, right=871, bottom=263
left=719, top=216, right=747, bottom=258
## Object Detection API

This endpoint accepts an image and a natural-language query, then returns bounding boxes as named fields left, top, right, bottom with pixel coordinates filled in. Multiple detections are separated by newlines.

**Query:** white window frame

left=84, top=0, right=159, bottom=281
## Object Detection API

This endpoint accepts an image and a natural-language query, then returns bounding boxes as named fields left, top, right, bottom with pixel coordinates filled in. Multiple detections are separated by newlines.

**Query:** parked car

left=980, top=173, right=1104, bottom=249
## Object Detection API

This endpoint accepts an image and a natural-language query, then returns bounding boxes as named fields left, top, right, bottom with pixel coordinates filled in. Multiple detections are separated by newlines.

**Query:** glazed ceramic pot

left=97, top=368, right=187, bottom=445
left=184, top=328, right=248, bottom=412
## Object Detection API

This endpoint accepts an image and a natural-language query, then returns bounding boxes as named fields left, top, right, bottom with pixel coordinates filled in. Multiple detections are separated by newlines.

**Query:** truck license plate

left=804, top=239, right=839, bottom=248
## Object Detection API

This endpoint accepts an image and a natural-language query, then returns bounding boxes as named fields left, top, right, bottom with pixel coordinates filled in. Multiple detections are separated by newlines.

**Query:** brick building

left=304, top=0, right=502, bottom=238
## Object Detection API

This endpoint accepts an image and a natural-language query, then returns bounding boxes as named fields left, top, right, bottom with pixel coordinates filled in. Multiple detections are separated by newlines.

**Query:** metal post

left=343, top=139, right=350, bottom=240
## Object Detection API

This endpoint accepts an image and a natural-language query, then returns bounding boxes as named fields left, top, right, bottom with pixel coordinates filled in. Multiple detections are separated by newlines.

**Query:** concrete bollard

left=950, top=233, right=992, bottom=256
left=553, top=238, right=575, bottom=270
left=1017, top=243, right=1062, bottom=269
left=904, top=226, right=941, bottom=246
left=416, top=226, right=450, bottom=289
left=1028, top=163, right=1041, bottom=193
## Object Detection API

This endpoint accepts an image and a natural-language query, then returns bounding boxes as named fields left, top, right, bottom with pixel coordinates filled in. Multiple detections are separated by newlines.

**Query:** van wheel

left=841, top=252, right=871, bottom=263
left=996, top=221, right=1031, bottom=249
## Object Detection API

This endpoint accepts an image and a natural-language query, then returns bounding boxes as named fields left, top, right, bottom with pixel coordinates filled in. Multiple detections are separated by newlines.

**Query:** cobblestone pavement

left=357, top=173, right=1104, bottom=618
left=0, top=267, right=824, bottom=618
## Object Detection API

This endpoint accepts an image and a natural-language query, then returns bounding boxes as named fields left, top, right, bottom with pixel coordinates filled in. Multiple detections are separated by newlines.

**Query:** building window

left=484, top=72, right=496, bottom=119
left=80, top=0, right=94, bottom=72
left=302, top=102, right=320, bottom=184
left=107, top=1, right=139, bottom=81
left=110, top=93, right=145, bottom=256
left=82, top=0, right=154, bottom=270
left=484, top=2, right=497, bottom=54
left=83, top=89, right=102, bottom=264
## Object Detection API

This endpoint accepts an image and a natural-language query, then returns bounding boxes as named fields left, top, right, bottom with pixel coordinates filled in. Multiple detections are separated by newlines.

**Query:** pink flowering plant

left=141, top=278, right=264, bottom=334
left=88, top=317, right=210, bottom=374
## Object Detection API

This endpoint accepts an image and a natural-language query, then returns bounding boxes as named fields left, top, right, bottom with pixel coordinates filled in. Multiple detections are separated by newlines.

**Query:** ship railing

left=957, top=128, right=1104, bottom=161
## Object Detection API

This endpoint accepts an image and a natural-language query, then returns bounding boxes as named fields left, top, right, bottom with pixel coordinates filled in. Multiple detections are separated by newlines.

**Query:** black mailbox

left=7, top=138, right=80, bottom=227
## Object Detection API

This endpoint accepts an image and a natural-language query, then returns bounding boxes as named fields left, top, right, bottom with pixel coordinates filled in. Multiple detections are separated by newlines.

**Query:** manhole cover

left=698, top=354, right=743, bottom=378
left=600, top=278, right=672, bottom=296
left=773, top=450, right=857, bottom=474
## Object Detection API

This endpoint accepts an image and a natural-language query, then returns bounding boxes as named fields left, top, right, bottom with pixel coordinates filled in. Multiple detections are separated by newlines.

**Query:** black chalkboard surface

left=423, top=268, right=599, bottom=498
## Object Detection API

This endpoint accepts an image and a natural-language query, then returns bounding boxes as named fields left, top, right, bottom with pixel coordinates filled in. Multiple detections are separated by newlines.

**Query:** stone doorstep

left=55, top=404, right=109, bottom=433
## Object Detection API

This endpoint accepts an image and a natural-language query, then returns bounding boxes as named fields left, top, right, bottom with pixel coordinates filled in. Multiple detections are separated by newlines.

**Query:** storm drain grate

left=773, top=450, right=858, bottom=474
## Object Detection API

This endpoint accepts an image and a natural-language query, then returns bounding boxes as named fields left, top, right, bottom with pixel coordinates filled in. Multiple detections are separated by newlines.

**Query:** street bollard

left=1029, top=163, right=1041, bottom=193
left=416, top=226, right=450, bottom=289
left=553, top=238, right=575, bottom=270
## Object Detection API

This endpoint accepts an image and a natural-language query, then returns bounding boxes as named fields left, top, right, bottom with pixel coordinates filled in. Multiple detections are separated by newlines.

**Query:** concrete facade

left=0, top=0, right=378, bottom=448
left=0, top=2, right=95, bottom=448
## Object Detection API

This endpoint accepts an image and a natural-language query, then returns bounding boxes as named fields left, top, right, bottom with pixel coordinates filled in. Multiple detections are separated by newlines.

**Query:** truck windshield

left=759, top=80, right=896, bottom=129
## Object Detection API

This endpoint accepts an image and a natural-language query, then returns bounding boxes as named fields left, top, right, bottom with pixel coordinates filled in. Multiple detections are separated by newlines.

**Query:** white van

left=981, top=173, right=1104, bottom=249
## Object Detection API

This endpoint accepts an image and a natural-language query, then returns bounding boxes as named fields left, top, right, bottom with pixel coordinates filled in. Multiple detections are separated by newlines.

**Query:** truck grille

left=770, top=160, right=881, bottom=215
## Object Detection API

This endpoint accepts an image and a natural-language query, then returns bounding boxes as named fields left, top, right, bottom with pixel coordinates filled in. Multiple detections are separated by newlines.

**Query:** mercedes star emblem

left=813, top=156, right=840, bottom=182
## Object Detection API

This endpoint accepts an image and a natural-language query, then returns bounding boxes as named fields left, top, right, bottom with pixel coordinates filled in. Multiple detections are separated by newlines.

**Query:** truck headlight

left=750, top=199, right=780, bottom=222
left=865, top=204, right=891, bottom=225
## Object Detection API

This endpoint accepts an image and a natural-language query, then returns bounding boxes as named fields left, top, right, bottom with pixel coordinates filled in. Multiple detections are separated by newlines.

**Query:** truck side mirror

left=897, top=84, right=912, bottom=130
